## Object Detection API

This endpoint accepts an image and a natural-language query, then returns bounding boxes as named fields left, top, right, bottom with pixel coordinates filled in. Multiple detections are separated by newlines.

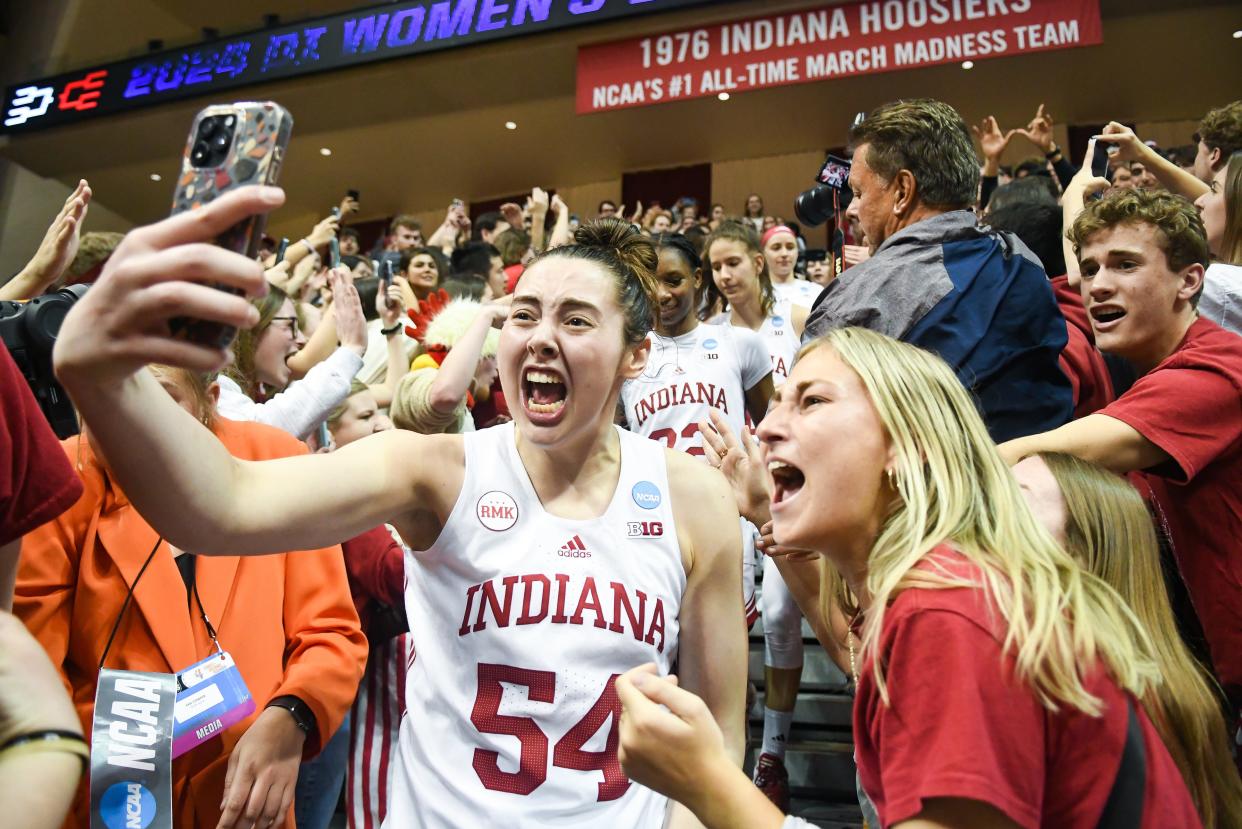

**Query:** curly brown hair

left=1068, top=189, right=1209, bottom=303
left=1197, top=100, right=1242, bottom=169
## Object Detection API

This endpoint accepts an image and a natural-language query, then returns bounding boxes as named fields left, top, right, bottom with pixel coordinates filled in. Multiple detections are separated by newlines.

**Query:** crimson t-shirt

left=854, top=547, right=1200, bottom=828
left=0, top=344, right=82, bottom=544
left=1050, top=275, right=1113, bottom=418
left=1099, top=317, right=1242, bottom=699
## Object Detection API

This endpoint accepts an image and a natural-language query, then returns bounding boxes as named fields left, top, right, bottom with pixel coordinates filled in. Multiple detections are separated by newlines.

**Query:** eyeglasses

left=269, top=316, right=299, bottom=334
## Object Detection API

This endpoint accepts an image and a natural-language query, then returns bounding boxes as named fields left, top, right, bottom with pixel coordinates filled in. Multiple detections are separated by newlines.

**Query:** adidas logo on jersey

left=556, top=535, right=592, bottom=558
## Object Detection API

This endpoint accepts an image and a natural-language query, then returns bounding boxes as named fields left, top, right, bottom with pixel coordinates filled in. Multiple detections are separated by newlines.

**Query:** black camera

left=0, top=284, right=87, bottom=438
left=794, top=153, right=853, bottom=227
left=190, top=114, right=237, bottom=168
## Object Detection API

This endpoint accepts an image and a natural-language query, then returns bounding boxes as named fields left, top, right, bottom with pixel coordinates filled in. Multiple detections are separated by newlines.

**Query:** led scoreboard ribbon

left=2, top=0, right=710, bottom=134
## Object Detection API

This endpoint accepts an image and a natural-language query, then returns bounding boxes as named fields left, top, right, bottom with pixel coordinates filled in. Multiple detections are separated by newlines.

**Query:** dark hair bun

left=573, top=217, right=659, bottom=299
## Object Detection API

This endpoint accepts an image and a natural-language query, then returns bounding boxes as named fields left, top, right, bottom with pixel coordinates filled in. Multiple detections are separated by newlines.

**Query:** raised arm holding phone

left=53, top=189, right=747, bottom=828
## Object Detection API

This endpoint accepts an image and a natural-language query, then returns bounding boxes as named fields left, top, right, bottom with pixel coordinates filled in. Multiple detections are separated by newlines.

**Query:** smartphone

left=328, top=237, right=340, bottom=269
left=274, top=237, right=289, bottom=264
left=1089, top=138, right=1110, bottom=180
left=380, top=259, right=394, bottom=289
left=346, top=189, right=360, bottom=202
left=169, top=101, right=293, bottom=348
left=451, top=198, right=464, bottom=209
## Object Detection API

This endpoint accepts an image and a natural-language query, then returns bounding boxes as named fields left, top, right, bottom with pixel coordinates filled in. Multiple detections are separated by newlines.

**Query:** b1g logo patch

left=627, top=520, right=664, bottom=538
left=476, top=491, right=519, bottom=532
left=631, top=481, right=662, bottom=510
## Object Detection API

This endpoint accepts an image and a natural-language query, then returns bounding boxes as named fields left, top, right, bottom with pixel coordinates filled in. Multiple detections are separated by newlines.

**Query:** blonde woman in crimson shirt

left=614, top=327, right=1200, bottom=829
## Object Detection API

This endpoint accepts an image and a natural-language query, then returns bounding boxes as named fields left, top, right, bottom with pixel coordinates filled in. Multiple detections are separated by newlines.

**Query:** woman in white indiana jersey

left=704, top=219, right=810, bottom=811
left=621, top=233, right=774, bottom=454
left=51, top=188, right=747, bottom=829
left=620, top=233, right=774, bottom=626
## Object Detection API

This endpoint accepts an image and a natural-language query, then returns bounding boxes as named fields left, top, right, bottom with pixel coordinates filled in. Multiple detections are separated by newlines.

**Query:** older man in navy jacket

left=806, top=99, right=1072, bottom=442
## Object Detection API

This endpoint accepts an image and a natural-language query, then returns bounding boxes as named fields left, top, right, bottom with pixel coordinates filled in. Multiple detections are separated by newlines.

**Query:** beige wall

left=555, top=179, right=622, bottom=221
left=712, top=151, right=834, bottom=246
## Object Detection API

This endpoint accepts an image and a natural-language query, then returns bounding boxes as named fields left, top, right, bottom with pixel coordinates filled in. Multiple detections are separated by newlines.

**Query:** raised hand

left=3, top=179, right=92, bottom=300
left=329, top=267, right=367, bottom=356
left=529, top=187, right=550, bottom=217
left=499, top=202, right=524, bottom=230
left=1013, top=103, right=1056, bottom=154
left=971, top=115, right=1013, bottom=164
left=305, top=213, right=340, bottom=250
left=698, top=410, right=771, bottom=527
left=1094, top=121, right=1144, bottom=163
left=376, top=282, right=405, bottom=329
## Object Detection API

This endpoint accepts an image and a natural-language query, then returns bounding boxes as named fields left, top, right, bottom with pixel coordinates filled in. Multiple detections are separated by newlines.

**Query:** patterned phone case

left=169, top=101, right=293, bottom=348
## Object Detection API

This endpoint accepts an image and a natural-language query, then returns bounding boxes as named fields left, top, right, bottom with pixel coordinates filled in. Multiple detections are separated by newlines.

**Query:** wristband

left=299, top=238, right=316, bottom=256
left=380, top=323, right=402, bottom=336
left=1044, top=145, right=1062, bottom=160
left=266, top=695, right=316, bottom=736
left=0, top=729, right=89, bottom=770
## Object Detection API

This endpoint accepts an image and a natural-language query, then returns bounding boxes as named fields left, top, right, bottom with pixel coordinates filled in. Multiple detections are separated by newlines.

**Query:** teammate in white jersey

left=704, top=220, right=810, bottom=810
left=52, top=191, right=748, bottom=829
left=763, top=225, right=822, bottom=309
left=704, top=221, right=809, bottom=385
left=621, top=233, right=773, bottom=455
left=620, top=233, right=773, bottom=625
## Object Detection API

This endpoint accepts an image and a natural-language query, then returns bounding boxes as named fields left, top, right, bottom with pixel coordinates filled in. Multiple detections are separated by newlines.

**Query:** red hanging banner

left=576, top=0, right=1102, bottom=114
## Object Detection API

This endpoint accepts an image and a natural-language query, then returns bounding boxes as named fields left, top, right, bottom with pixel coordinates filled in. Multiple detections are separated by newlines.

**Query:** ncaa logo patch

left=701, top=338, right=718, bottom=350
left=631, top=481, right=662, bottom=510
left=771, top=315, right=785, bottom=327
left=100, top=781, right=156, bottom=829
left=476, top=491, right=519, bottom=532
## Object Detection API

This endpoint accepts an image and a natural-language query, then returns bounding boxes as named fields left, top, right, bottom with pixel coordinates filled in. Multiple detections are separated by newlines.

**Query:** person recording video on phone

left=805, top=98, right=1072, bottom=443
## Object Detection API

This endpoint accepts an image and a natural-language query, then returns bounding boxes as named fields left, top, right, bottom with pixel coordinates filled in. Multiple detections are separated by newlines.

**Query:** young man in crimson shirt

left=1000, top=188, right=1242, bottom=747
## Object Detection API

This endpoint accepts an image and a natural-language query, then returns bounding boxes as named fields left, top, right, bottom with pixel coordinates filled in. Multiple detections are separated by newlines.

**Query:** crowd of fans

left=0, top=93, right=1239, bottom=829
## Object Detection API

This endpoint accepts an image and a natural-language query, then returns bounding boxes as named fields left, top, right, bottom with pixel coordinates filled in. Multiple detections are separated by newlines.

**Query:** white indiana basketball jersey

left=773, top=277, right=821, bottom=309
left=387, top=423, right=685, bottom=828
left=758, top=298, right=802, bottom=384
left=620, top=322, right=769, bottom=455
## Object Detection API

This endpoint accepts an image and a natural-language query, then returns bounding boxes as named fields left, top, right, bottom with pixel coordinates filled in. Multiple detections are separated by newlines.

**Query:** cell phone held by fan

left=168, top=102, right=293, bottom=349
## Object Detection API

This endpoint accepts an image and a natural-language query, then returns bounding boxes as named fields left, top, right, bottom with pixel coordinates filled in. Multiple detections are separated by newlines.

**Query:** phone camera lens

left=192, top=140, right=209, bottom=163
left=199, top=118, right=218, bottom=139
left=212, top=132, right=230, bottom=152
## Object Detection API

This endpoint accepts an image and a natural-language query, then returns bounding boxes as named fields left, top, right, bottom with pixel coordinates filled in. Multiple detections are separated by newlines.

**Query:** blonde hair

left=1040, top=452, right=1242, bottom=829
left=807, top=328, right=1160, bottom=715
left=327, top=379, right=370, bottom=428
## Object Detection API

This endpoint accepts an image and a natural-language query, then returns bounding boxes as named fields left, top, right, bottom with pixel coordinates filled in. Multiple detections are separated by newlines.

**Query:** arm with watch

left=218, top=516, right=366, bottom=829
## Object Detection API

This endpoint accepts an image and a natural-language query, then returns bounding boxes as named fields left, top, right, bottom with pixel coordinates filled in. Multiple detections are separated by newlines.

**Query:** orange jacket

left=16, top=417, right=367, bottom=829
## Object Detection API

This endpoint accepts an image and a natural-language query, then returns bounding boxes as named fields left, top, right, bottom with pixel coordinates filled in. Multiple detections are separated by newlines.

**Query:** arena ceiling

left=1, top=0, right=1239, bottom=240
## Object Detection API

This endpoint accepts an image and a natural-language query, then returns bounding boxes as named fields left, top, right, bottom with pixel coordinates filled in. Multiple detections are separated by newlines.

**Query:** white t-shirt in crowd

left=1202, top=262, right=1242, bottom=336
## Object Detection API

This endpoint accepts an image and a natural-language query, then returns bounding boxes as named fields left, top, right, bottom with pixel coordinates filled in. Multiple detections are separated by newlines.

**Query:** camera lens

left=191, top=140, right=209, bottom=164
left=199, top=117, right=217, bottom=140
left=212, top=131, right=230, bottom=152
